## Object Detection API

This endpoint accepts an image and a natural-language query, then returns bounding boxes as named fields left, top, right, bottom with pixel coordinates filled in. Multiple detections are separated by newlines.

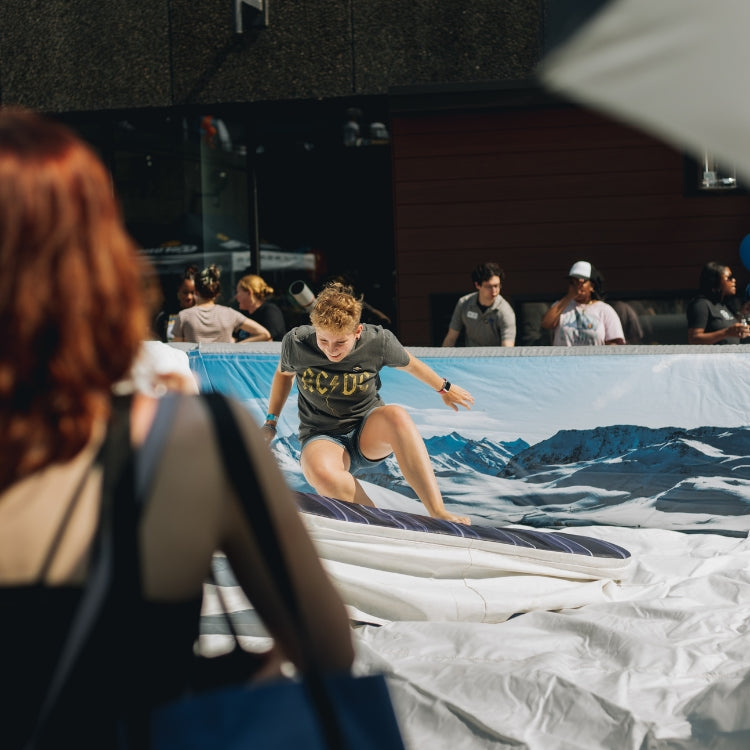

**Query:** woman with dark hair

left=153, top=266, right=196, bottom=342
left=541, top=260, right=625, bottom=346
left=0, top=109, right=353, bottom=749
left=235, top=273, right=287, bottom=341
left=687, top=261, right=749, bottom=344
left=172, top=264, right=272, bottom=343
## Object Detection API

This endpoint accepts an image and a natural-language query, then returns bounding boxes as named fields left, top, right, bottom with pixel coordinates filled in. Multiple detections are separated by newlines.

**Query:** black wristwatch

left=437, top=378, right=451, bottom=393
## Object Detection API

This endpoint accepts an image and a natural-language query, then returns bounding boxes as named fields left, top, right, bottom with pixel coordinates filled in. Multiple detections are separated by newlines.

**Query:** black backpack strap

left=25, top=399, right=132, bottom=750
left=201, top=391, right=346, bottom=750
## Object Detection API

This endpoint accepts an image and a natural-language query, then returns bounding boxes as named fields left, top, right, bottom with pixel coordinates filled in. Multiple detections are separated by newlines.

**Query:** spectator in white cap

left=541, top=261, right=625, bottom=346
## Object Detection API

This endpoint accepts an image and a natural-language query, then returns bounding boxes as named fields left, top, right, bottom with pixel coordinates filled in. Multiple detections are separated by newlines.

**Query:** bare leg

left=359, top=405, right=470, bottom=524
left=300, top=439, right=376, bottom=507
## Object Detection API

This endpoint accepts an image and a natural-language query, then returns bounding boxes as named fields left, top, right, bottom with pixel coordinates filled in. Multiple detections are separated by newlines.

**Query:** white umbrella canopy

left=538, top=0, right=750, bottom=183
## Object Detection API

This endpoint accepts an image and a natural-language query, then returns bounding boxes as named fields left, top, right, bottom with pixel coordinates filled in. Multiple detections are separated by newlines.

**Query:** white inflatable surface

left=204, top=523, right=750, bottom=749
left=187, top=344, right=750, bottom=746
left=298, top=493, right=633, bottom=625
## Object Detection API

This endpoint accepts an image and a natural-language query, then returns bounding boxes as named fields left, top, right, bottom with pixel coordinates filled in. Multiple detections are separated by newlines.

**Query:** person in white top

left=541, top=261, right=625, bottom=346
left=172, top=264, right=272, bottom=344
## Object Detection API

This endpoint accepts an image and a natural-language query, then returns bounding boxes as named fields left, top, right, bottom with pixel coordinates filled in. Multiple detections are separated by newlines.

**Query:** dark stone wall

left=1, top=0, right=541, bottom=112
left=1, top=1, right=173, bottom=110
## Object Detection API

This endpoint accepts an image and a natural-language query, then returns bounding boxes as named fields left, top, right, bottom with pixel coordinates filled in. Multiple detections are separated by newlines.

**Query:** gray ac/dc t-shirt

left=279, top=324, right=410, bottom=442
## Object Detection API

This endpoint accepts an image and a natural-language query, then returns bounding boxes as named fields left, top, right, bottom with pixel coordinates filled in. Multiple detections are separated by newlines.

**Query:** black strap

left=135, top=394, right=180, bottom=502
left=202, top=392, right=347, bottom=750
left=25, top=399, right=131, bottom=750
left=35, top=446, right=101, bottom=584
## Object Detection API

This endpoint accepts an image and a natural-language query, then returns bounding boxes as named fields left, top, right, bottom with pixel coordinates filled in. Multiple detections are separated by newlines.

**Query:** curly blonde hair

left=310, top=282, right=363, bottom=333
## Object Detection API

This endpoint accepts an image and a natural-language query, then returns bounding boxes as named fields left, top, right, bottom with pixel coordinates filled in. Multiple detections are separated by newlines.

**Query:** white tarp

left=353, top=524, right=750, bottom=749
left=183, top=344, right=750, bottom=747
left=204, top=523, right=750, bottom=749
left=539, top=0, right=750, bottom=183
left=302, top=510, right=634, bottom=625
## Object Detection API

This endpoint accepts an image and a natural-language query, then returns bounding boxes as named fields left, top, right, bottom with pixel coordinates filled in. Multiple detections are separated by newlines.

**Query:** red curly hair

left=0, top=108, right=148, bottom=490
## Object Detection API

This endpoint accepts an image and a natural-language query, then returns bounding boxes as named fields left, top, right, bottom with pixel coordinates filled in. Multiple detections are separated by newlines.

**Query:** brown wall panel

left=392, top=106, right=750, bottom=345
left=394, top=171, right=683, bottom=204
left=394, top=146, right=680, bottom=182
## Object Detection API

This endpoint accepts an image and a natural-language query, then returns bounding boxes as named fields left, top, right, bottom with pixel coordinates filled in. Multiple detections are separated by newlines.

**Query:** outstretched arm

left=398, top=352, right=474, bottom=411
left=238, top=318, right=272, bottom=342
left=262, top=365, right=295, bottom=442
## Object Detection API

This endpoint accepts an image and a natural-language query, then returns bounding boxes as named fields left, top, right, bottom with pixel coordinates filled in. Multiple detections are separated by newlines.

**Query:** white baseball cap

left=568, top=261, right=592, bottom=280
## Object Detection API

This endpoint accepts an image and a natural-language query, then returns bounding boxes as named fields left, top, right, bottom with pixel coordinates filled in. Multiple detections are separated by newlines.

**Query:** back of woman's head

left=698, top=261, right=727, bottom=301
left=238, top=273, right=274, bottom=301
left=0, top=108, right=147, bottom=488
left=310, top=281, right=362, bottom=333
left=196, top=264, right=221, bottom=300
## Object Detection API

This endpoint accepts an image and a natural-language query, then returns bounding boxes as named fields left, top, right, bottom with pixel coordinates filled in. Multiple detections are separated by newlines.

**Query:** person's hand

left=730, top=321, right=749, bottom=339
left=433, top=508, right=471, bottom=525
left=440, top=384, right=474, bottom=412
left=261, top=422, right=277, bottom=444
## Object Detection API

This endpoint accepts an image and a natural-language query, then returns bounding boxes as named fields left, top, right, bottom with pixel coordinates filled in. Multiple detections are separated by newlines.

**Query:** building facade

left=3, top=1, right=749, bottom=344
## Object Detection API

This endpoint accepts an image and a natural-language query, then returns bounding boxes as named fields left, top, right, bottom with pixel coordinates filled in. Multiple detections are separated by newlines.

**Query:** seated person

left=687, top=262, right=749, bottom=344
left=235, top=273, right=287, bottom=341
left=153, top=266, right=196, bottom=342
left=172, top=265, right=271, bottom=343
left=541, top=261, right=625, bottom=346
left=442, top=262, right=516, bottom=347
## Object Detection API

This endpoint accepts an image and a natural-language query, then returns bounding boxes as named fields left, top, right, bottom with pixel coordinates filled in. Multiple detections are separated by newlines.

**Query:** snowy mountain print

left=272, top=425, right=750, bottom=534
left=192, top=346, right=750, bottom=535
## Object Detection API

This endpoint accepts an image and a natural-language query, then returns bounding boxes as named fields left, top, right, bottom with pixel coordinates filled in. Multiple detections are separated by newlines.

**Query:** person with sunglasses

left=541, top=261, right=625, bottom=346
left=687, top=262, right=749, bottom=344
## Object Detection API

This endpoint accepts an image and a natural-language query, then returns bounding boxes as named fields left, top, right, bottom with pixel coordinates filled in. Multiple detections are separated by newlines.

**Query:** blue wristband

left=265, top=413, right=278, bottom=423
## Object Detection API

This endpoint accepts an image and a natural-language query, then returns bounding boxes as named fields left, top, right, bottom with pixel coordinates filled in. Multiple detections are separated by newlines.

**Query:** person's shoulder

left=594, top=300, right=619, bottom=314
left=166, top=393, right=254, bottom=450
left=217, top=303, right=246, bottom=319
left=365, top=325, right=408, bottom=355
left=494, top=295, right=515, bottom=312
left=361, top=323, right=397, bottom=341
left=457, top=291, right=478, bottom=306
left=287, top=324, right=315, bottom=340
left=282, top=325, right=315, bottom=350
left=687, top=295, right=709, bottom=310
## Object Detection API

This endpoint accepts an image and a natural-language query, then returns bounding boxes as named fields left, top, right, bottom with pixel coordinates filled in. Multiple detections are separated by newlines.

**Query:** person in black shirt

left=687, top=262, right=749, bottom=344
left=235, top=274, right=287, bottom=341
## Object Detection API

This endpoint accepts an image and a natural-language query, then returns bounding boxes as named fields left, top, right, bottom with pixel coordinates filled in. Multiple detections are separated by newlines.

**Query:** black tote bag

left=147, top=393, right=406, bottom=750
